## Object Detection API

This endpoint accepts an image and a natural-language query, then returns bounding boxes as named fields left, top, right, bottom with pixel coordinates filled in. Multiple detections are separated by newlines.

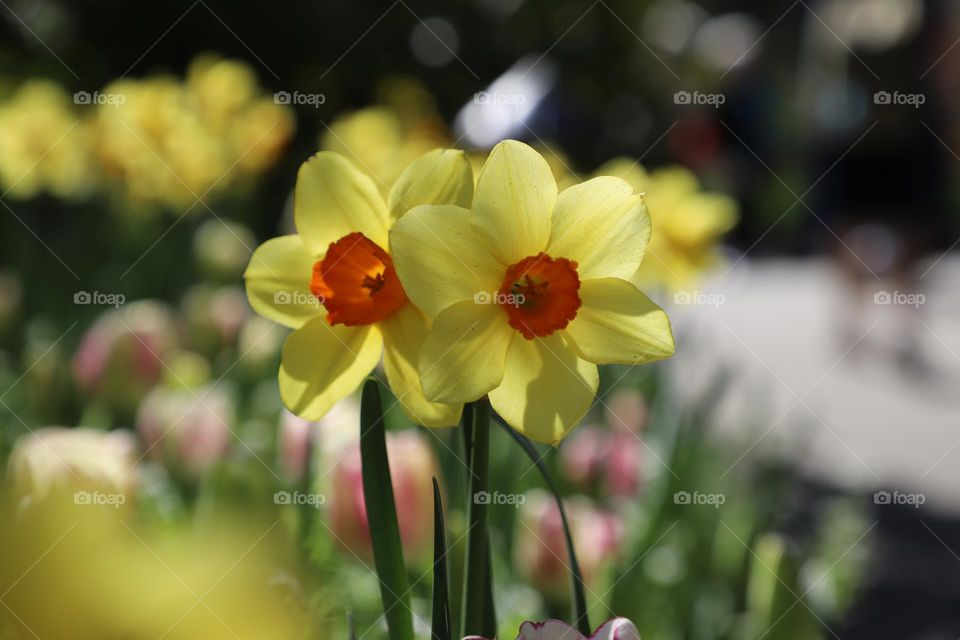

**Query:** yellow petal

left=471, top=140, right=556, bottom=265
left=387, top=148, right=473, bottom=221
left=279, top=318, right=383, bottom=420
left=547, top=177, right=651, bottom=281
left=380, top=305, right=463, bottom=427
left=419, top=301, right=513, bottom=404
left=564, top=278, right=675, bottom=364
left=390, top=205, right=504, bottom=320
left=489, top=333, right=598, bottom=445
left=244, top=235, right=321, bottom=329
left=295, top=152, right=389, bottom=255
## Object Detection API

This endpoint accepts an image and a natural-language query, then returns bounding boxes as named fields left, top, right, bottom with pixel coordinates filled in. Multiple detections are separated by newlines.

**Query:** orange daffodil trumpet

left=391, top=140, right=675, bottom=445
left=244, top=148, right=473, bottom=427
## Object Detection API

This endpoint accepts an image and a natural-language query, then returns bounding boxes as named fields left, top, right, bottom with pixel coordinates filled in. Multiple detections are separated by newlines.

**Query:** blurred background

left=1, top=0, right=959, bottom=638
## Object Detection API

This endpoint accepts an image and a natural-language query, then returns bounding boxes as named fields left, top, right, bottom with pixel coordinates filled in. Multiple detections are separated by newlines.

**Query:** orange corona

left=310, top=232, right=408, bottom=326
left=498, top=252, right=581, bottom=339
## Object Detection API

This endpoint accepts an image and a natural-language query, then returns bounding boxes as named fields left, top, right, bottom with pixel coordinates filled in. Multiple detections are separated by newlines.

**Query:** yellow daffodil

left=244, top=148, right=474, bottom=427
left=390, top=140, right=674, bottom=444
left=94, top=56, right=294, bottom=211
left=0, top=80, right=97, bottom=200
left=321, top=106, right=450, bottom=195
left=596, top=158, right=738, bottom=290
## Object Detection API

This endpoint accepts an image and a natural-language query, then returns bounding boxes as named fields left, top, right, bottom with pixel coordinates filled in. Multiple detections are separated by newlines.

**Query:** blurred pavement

left=671, top=256, right=960, bottom=512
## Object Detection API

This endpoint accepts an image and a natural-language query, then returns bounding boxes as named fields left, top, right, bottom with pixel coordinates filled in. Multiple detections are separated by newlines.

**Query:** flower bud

left=136, top=384, right=232, bottom=476
left=560, top=426, right=643, bottom=498
left=326, top=430, right=437, bottom=561
left=72, top=301, right=178, bottom=413
left=181, top=285, right=250, bottom=352
left=193, top=219, right=257, bottom=281
left=278, top=410, right=316, bottom=485
left=514, top=490, right=623, bottom=603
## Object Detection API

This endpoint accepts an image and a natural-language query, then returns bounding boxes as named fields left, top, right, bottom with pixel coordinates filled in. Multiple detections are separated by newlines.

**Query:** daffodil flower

left=390, top=140, right=674, bottom=444
left=594, top=158, right=738, bottom=290
left=244, top=148, right=473, bottom=426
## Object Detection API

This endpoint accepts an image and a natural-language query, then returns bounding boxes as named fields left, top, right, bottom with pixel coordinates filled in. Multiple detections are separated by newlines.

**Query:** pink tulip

left=72, top=301, right=178, bottom=411
left=278, top=410, right=316, bottom=484
left=136, top=385, right=232, bottom=475
left=326, top=430, right=437, bottom=561
left=560, top=427, right=643, bottom=498
left=515, top=491, right=624, bottom=603
left=517, top=618, right=640, bottom=640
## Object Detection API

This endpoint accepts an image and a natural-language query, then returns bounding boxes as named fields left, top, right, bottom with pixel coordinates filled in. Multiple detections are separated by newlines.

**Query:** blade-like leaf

left=431, top=477, right=452, bottom=640
left=498, top=419, right=591, bottom=635
left=461, top=401, right=497, bottom=638
left=359, top=378, right=414, bottom=640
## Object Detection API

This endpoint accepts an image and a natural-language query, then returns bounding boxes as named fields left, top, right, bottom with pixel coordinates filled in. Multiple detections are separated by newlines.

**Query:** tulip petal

left=279, top=317, right=382, bottom=420
left=489, top=333, right=598, bottom=445
left=589, top=619, right=641, bottom=640
left=516, top=618, right=641, bottom=640
left=244, top=235, right=321, bottom=328
left=390, top=205, right=505, bottom=320
left=418, top=301, right=513, bottom=404
left=295, top=152, right=389, bottom=255
left=387, top=148, right=473, bottom=221
left=518, top=620, right=585, bottom=640
left=563, top=278, right=675, bottom=365
left=380, top=304, right=463, bottom=427
left=547, top=177, right=651, bottom=281
left=471, top=140, right=556, bottom=265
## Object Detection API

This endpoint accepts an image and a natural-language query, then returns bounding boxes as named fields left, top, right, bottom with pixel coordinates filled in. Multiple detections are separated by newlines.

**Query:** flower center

left=310, top=232, right=408, bottom=326
left=498, top=252, right=581, bottom=339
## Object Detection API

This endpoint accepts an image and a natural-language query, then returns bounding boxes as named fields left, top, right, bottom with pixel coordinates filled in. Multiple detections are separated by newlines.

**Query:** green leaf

left=359, top=378, right=414, bottom=640
left=498, top=420, right=591, bottom=636
left=461, top=400, right=497, bottom=638
left=431, top=478, right=452, bottom=640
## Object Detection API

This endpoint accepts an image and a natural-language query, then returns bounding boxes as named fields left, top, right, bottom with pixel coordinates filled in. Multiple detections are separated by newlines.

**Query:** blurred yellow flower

left=390, top=140, right=674, bottom=444
left=321, top=106, right=450, bottom=194
left=93, top=55, right=294, bottom=211
left=244, top=148, right=473, bottom=427
left=0, top=80, right=97, bottom=200
left=596, top=158, right=738, bottom=290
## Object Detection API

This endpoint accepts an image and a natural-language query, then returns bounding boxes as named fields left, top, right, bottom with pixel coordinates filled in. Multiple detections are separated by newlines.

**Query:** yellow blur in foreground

left=0, top=491, right=308, bottom=640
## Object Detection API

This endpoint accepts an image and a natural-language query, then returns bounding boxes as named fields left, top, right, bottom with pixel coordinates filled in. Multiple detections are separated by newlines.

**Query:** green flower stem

left=498, top=419, right=591, bottom=636
left=359, top=378, right=414, bottom=640
left=461, top=399, right=497, bottom=638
